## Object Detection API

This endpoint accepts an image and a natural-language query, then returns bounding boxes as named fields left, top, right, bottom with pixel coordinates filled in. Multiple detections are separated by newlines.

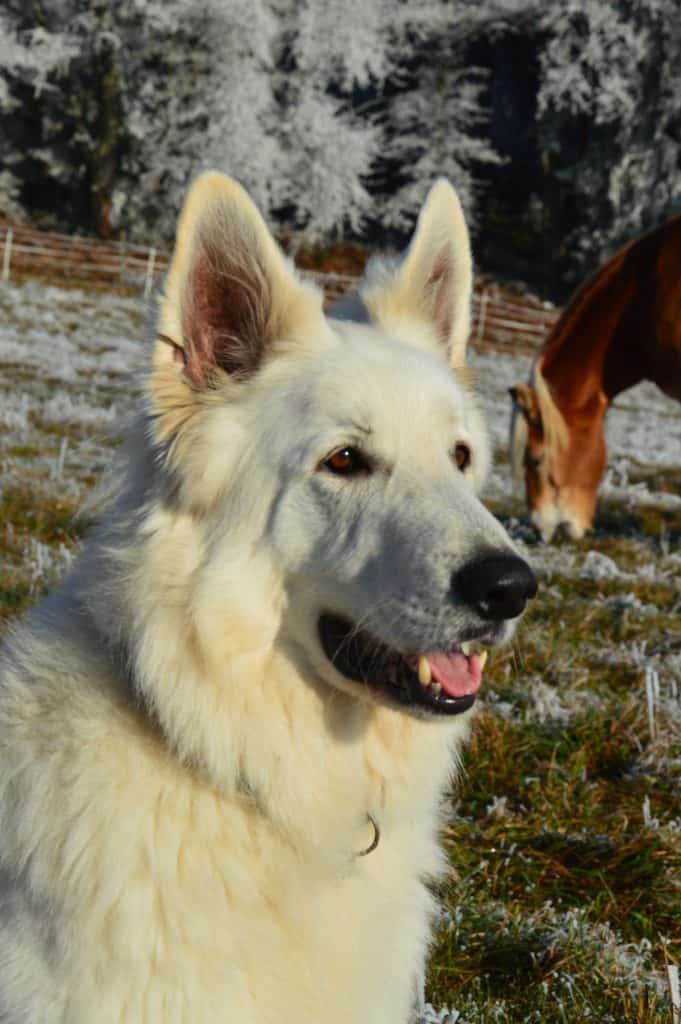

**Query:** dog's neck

left=98, top=600, right=457, bottom=867
left=74, top=475, right=465, bottom=867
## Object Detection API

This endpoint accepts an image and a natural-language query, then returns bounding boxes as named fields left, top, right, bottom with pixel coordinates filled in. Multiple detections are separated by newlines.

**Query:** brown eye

left=323, top=447, right=370, bottom=477
left=453, top=443, right=471, bottom=473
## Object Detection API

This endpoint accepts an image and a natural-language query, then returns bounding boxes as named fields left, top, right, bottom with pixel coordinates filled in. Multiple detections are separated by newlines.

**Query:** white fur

left=0, top=173, right=522, bottom=1023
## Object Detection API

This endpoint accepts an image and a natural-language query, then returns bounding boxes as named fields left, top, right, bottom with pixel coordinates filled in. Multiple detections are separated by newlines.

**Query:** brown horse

left=509, top=214, right=681, bottom=541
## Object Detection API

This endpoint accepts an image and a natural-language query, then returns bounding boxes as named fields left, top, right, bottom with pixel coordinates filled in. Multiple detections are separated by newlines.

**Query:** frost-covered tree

left=380, top=57, right=491, bottom=229
left=2, top=0, right=680, bottom=291
left=118, top=0, right=285, bottom=241
left=266, top=0, right=388, bottom=236
left=269, top=0, right=498, bottom=237
left=270, top=0, right=518, bottom=237
left=537, top=0, right=681, bottom=285
left=0, top=1, right=284, bottom=238
left=0, top=6, right=80, bottom=220
left=0, top=0, right=505, bottom=242
left=377, top=0, right=537, bottom=232
left=0, top=0, right=132, bottom=234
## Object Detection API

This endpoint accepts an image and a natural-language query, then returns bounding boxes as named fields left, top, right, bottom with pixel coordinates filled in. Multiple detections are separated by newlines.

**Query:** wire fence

left=0, top=221, right=559, bottom=354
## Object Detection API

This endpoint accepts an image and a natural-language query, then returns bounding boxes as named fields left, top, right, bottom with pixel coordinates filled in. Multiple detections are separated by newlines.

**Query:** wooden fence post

left=144, top=246, right=156, bottom=298
left=475, top=286, right=488, bottom=345
left=668, top=963, right=680, bottom=1024
left=2, top=228, right=13, bottom=284
left=119, top=241, right=128, bottom=285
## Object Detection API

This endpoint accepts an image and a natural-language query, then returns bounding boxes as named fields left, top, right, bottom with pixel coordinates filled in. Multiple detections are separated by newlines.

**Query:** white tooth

left=418, top=655, right=432, bottom=686
left=461, top=641, right=471, bottom=656
left=479, top=650, right=488, bottom=671
left=431, top=683, right=442, bottom=696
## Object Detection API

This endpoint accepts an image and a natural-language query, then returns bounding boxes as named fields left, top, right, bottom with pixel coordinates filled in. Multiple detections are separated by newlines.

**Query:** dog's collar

left=355, top=813, right=380, bottom=858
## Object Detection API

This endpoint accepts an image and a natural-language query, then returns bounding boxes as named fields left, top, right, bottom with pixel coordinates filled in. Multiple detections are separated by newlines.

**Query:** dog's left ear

left=364, top=180, right=473, bottom=366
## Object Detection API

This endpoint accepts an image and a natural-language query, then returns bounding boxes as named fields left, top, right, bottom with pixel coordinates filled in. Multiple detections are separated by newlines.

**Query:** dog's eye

left=323, top=447, right=371, bottom=477
left=452, top=443, right=471, bottom=473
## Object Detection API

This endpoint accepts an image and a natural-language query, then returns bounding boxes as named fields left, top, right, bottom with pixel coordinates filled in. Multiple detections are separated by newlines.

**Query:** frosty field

left=0, top=277, right=679, bottom=1023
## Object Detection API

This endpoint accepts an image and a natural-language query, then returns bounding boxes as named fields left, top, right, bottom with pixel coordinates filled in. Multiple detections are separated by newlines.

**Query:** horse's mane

left=510, top=400, right=528, bottom=485
left=543, top=213, right=681, bottom=363
left=542, top=251, right=629, bottom=363
left=534, top=360, right=569, bottom=460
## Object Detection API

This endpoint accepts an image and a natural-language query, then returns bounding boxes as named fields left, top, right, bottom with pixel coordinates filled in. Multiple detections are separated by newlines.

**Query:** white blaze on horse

left=510, top=214, right=681, bottom=542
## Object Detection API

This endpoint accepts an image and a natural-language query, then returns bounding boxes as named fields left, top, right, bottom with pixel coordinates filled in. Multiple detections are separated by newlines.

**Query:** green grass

left=0, top=484, right=89, bottom=546
left=0, top=485, right=90, bottom=625
left=423, top=486, right=681, bottom=1022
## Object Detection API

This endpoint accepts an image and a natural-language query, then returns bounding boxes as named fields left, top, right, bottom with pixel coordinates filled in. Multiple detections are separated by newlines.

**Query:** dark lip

left=318, top=613, right=479, bottom=717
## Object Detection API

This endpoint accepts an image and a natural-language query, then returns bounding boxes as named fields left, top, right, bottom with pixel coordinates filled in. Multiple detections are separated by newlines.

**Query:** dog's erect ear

left=509, top=383, right=540, bottom=425
left=156, top=172, right=317, bottom=388
left=364, top=180, right=473, bottom=366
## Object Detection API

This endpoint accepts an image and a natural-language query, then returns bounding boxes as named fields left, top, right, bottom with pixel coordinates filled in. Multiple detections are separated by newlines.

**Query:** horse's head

left=509, top=374, right=606, bottom=542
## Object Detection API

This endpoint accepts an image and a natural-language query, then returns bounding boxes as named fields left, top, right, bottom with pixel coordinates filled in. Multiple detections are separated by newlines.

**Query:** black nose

left=453, top=553, right=537, bottom=621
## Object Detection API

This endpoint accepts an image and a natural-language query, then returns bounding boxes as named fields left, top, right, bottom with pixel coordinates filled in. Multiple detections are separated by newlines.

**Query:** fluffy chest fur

left=0, top=621, right=462, bottom=1024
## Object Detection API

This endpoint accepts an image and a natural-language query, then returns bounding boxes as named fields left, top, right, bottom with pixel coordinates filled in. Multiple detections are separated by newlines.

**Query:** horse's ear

left=155, top=172, right=318, bottom=389
left=509, top=383, right=540, bottom=425
left=363, top=180, right=473, bottom=366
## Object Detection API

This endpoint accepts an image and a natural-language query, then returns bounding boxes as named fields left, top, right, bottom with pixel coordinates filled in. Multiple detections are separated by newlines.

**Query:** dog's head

left=149, top=173, right=536, bottom=719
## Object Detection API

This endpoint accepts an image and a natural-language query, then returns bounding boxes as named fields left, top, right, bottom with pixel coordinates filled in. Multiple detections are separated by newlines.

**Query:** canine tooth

left=431, top=683, right=442, bottom=696
left=461, top=641, right=471, bottom=656
left=479, top=650, right=488, bottom=671
left=418, top=656, right=432, bottom=686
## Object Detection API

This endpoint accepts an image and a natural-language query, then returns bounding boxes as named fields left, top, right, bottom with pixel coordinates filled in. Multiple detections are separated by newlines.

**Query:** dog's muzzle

left=317, top=552, right=537, bottom=717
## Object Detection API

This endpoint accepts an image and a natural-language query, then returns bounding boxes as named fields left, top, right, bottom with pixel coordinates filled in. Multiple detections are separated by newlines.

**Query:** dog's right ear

left=154, top=172, right=319, bottom=392
left=363, top=180, right=473, bottom=367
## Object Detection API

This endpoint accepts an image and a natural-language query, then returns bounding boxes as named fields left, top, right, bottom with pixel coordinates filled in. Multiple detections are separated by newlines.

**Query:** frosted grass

left=0, top=279, right=144, bottom=495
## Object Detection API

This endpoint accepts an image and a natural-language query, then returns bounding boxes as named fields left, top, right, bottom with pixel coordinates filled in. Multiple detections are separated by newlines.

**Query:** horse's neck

left=543, top=219, right=681, bottom=409
left=541, top=271, right=641, bottom=410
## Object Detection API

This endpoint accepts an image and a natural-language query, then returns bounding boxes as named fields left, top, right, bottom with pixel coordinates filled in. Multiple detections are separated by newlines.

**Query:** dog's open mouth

left=318, top=613, right=488, bottom=716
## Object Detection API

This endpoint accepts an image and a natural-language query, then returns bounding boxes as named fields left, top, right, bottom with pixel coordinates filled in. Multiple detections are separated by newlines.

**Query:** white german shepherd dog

left=0, top=173, right=536, bottom=1023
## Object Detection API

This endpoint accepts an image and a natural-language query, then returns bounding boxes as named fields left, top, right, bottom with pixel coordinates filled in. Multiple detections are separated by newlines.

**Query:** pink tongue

left=427, top=652, right=482, bottom=699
